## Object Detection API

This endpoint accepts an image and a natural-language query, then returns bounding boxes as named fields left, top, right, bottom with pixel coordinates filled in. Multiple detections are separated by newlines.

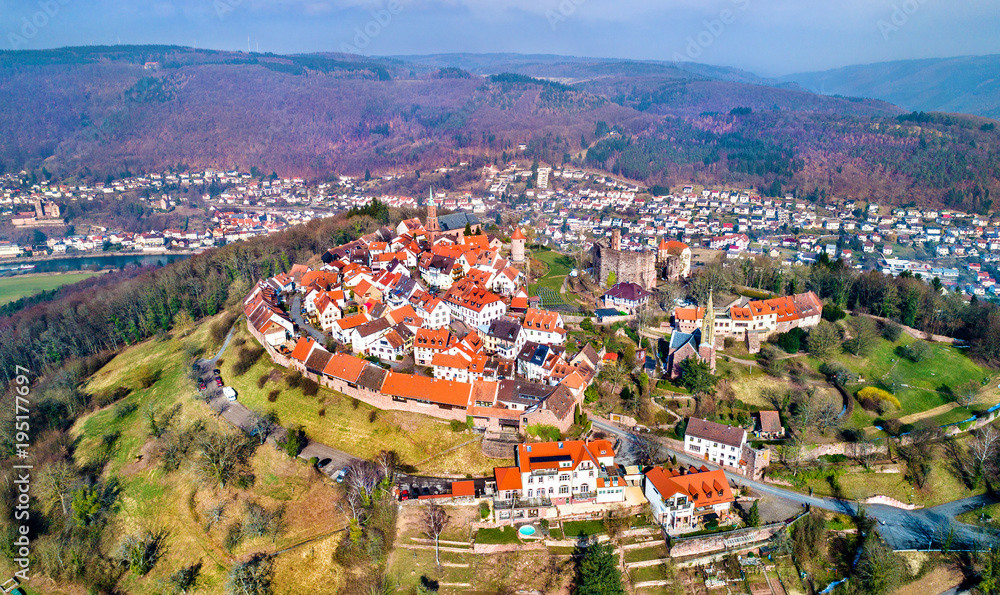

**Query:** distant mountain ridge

left=783, top=55, right=1000, bottom=119
left=0, top=46, right=998, bottom=211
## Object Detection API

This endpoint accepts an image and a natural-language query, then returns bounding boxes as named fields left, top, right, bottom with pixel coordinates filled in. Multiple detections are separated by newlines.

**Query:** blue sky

left=2, top=0, right=998, bottom=75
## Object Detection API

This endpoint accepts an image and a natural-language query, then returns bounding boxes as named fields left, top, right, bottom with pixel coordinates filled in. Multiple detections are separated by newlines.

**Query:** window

left=559, top=486, right=568, bottom=495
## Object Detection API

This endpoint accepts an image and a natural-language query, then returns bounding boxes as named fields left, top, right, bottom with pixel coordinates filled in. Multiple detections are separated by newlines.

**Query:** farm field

left=0, top=271, right=99, bottom=304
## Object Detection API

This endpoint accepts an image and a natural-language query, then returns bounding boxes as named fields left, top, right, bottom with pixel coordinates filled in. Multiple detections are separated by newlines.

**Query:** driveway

left=290, top=294, right=327, bottom=342
left=589, top=417, right=999, bottom=550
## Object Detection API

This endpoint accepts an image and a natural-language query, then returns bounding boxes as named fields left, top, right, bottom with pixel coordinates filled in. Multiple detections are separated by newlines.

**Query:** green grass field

left=528, top=249, right=574, bottom=306
left=0, top=272, right=99, bottom=304
left=806, top=321, right=997, bottom=424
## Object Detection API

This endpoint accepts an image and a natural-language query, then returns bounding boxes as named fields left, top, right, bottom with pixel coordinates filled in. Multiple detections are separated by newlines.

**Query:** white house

left=644, top=466, right=735, bottom=533
left=683, top=418, right=748, bottom=471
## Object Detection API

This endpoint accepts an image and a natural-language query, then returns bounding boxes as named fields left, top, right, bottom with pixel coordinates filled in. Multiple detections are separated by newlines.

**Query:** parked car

left=399, top=489, right=410, bottom=501
left=222, top=387, right=237, bottom=401
left=334, top=468, right=348, bottom=483
left=215, top=377, right=223, bottom=387
left=213, top=368, right=221, bottom=375
left=198, top=382, right=207, bottom=391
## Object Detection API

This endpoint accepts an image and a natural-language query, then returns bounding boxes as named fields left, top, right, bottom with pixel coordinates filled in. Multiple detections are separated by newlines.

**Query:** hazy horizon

left=2, top=0, right=998, bottom=76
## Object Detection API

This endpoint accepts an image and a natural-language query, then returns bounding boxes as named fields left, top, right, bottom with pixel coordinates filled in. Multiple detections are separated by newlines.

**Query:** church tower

left=701, top=290, right=716, bottom=348
left=425, top=187, right=440, bottom=242
left=698, top=289, right=718, bottom=372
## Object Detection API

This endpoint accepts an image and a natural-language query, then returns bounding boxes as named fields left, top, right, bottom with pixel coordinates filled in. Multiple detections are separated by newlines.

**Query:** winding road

left=589, top=417, right=999, bottom=551
left=200, top=319, right=998, bottom=550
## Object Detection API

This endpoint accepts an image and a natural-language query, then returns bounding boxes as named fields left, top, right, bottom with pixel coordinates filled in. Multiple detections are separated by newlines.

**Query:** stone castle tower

left=591, top=227, right=656, bottom=290
left=425, top=187, right=440, bottom=242
left=510, top=228, right=526, bottom=263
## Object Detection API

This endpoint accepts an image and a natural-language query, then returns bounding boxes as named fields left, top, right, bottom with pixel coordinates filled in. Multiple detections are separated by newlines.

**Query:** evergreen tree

left=574, top=542, right=625, bottom=595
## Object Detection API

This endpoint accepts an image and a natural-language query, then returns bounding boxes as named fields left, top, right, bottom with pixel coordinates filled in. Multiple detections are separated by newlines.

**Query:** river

left=0, top=253, right=194, bottom=275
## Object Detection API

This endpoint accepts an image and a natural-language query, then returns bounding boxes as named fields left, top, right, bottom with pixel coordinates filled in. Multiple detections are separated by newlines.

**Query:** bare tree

left=196, top=431, right=254, bottom=488
left=37, top=459, right=77, bottom=515
left=422, top=503, right=450, bottom=567
left=851, top=437, right=880, bottom=470
left=374, top=450, right=400, bottom=487
left=247, top=410, right=278, bottom=445
left=632, top=434, right=659, bottom=467
left=814, top=401, right=843, bottom=435
left=601, top=360, right=627, bottom=394
left=345, top=460, right=382, bottom=507
left=955, top=380, right=980, bottom=408
left=969, top=426, right=999, bottom=487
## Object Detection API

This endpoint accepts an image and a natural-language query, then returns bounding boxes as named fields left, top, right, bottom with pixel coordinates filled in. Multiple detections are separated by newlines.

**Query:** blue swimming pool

left=518, top=525, right=536, bottom=536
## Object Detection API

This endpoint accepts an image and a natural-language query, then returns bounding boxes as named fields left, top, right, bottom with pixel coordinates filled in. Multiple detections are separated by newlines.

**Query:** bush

left=285, top=371, right=303, bottom=389
left=899, top=342, right=932, bottom=362
left=819, top=362, right=857, bottom=386
left=256, top=373, right=270, bottom=389
left=267, top=390, right=280, bottom=402
left=774, top=332, right=801, bottom=354
left=210, top=311, right=238, bottom=345
left=449, top=420, right=466, bottom=432
left=858, top=386, right=901, bottom=410
left=113, top=401, right=138, bottom=420
left=580, top=317, right=594, bottom=332
left=233, top=345, right=265, bottom=376
left=881, top=321, right=903, bottom=342
left=479, top=501, right=490, bottom=520
left=301, top=377, right=319, bottom=396
left=94, top=385, right=131, bottom=408
left=822, top=303, right=846, bottom=322
left=369, top=410, right=378, bottom=423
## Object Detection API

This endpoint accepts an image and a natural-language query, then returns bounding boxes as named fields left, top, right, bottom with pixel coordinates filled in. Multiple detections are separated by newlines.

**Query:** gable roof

left=380, top=373, right=472, bottom=408
left=322, top=353, right=368, bottom=383
left=685, top=418, right=746, bottom=448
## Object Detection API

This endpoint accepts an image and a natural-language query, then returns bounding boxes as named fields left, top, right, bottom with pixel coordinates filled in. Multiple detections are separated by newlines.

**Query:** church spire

left=702, top=289, right=715, bottom=348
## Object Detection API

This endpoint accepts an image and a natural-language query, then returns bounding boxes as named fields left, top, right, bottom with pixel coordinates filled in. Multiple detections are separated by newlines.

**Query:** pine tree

left=574, top=542, right=625, bottom=595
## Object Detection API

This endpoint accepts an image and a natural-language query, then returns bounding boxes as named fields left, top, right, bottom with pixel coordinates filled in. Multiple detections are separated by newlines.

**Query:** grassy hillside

left=0, top=314, right=350, bottom=594
left=223, top=321, right=511, bottom=476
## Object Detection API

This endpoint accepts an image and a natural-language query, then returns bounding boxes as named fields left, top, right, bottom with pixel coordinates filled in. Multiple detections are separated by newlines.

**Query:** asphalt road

left=290, top=295, right=328, bottom=342
left=590, top=417, right=1000, bottom=550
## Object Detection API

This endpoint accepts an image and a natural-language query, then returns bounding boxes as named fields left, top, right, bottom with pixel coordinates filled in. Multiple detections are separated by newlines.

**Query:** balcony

left=494, top=496, right=553, bottom=509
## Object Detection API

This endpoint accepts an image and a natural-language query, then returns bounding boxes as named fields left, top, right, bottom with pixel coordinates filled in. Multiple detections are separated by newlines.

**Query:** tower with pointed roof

left=510, top=228, right=526, bottom=263
left=425, top=187, right=440, bottom=242
left=698, top=290, right=718, bottom=371
left=701, top=290, right=715, bottom=347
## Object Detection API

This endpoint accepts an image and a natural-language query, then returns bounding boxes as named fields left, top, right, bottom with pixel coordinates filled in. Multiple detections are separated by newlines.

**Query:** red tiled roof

left=322, top=353, right=367, bottom=383
left=494, top=466, right=522, bottom=491
left=380, top=373, right=472, bottom=408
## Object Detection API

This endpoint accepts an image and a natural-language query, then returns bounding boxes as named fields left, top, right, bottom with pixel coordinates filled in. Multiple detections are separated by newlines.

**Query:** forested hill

left=1, top=46, right=999, bottom=210
left=784, top=55, right=1000, bottom=119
